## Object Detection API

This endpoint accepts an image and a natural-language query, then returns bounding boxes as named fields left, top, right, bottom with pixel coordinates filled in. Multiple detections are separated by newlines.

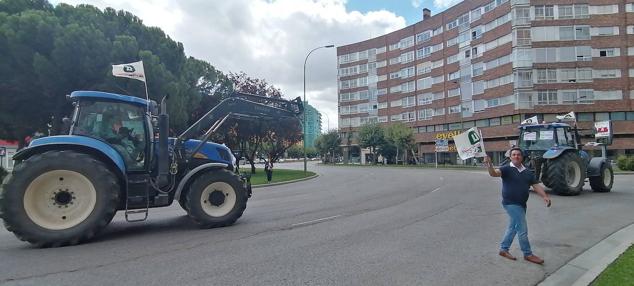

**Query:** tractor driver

left=100, top=109, right=144, bottom=168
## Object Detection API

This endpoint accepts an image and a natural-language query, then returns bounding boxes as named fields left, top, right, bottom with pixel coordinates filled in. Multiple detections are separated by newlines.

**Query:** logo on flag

left=468, top=130, right=481, bottom=145
left=556, top=111, right=576, bottom=121
left=112, top=61, right=146, bottom=82
left=521, top=115, right=538, bottom=125
left=454, top=127, right=486, bottom=160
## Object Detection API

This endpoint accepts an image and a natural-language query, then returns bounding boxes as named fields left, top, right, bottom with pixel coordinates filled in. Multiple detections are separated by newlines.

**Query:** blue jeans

left=500, top=204, right=532, bottom=257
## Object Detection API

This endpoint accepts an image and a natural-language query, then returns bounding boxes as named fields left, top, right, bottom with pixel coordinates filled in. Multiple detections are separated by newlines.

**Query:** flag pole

left=143, top=80, right=150, bottom=115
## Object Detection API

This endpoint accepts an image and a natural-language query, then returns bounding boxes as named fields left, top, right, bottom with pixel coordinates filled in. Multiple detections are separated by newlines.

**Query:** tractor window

left=72, top=101, right=147, bottom=171
left=556, top=128, right=570, bottom=147
left=520, top=129, right=557, bottom=151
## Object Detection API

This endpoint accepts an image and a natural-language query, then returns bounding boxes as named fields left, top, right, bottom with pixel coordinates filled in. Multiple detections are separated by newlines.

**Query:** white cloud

left=411, top=0, right=423, bottom=8
left=433, top=0, right=462, bottom=9
left=52, top=0, right=406, bottom=132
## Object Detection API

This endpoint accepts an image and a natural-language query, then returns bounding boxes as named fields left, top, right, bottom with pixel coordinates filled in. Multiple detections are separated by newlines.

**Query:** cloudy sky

left=51, top=0, right=458, bottom=132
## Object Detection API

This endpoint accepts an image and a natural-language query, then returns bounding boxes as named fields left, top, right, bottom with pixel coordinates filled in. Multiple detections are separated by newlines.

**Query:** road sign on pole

left=0, top=147, right=5, bottom=157
left=435, top=139, right=449, bottom=152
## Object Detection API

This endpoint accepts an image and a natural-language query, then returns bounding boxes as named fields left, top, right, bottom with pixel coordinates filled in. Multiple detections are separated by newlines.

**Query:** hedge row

left=616, top=156, right=634, bottom=171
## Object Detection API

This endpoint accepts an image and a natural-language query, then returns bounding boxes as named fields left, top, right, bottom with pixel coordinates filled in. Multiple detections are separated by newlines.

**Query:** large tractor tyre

left=541, top=163, right=552, bottom=188
left=589, top=164, right=614, bottom=193
left=178, top=196, right=188, bottom=212
left=0, top=151, right=119, bottom=247
left=185, top=169, right=247, bottom=228
left=544, top=152, right=586, bottom=196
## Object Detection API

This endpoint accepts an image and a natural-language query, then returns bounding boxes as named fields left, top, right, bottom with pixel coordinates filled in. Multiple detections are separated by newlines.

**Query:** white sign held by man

left=454, top=127, right=486, bottom=160
left=112, top=61, right=146, bottom=82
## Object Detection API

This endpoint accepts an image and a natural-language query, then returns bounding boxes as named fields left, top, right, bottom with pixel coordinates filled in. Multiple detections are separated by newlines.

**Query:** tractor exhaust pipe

left=158, top=95, right=170, bottom=185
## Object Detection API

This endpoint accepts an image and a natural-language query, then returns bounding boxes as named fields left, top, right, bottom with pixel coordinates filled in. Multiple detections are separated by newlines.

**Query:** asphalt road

left=1, top=162, right=633, bottom=286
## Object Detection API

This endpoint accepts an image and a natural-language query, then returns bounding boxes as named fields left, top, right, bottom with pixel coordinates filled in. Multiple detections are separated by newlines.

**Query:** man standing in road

left=484, top=147, right=551, bottom=265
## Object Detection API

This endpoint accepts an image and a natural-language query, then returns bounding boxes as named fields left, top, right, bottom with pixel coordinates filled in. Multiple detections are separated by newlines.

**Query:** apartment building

left=304, top=103, right=322, bottom=148
left=337, top=0, right=634, bottom=164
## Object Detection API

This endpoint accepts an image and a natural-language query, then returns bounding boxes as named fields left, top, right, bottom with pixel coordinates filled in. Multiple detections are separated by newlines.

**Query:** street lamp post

left=303, top=44, right=334, bottom=173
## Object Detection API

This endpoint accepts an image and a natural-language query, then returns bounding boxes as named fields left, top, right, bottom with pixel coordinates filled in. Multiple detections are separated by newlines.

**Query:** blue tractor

left=0, top=90, right=303, bottom=247
left=515, top=122, right=614, bottom=196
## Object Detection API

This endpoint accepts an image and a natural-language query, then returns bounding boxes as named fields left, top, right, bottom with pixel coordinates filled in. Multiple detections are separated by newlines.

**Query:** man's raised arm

left=484, top=156, right=501, bottom=177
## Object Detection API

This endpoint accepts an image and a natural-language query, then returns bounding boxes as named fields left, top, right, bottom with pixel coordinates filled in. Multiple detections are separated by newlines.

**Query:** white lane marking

left=291, top=215, right=342, bottom=227
left=431, top=187, right=441, bottom=193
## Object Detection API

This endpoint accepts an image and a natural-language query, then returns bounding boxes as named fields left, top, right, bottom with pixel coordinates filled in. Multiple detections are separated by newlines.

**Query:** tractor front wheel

left=0, top=151, right=119, bottom=247
left=590, top=163, right=614, bottom=192
left=545, top=152, right=586, bottom=196
left=185, top=169, right=247, bottom=228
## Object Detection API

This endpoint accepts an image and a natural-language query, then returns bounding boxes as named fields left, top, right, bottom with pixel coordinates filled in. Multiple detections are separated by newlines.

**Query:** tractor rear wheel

left=544, top=152, right=586, bottom=196
left=185, top=169, right=247, bottom=228
left=0, top=151, right=119, bottom=247
left=590, top=163, right=613, bottom=192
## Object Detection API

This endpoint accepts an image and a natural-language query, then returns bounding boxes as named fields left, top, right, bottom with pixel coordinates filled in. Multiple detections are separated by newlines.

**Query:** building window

left=575, top=4, right=589, bottom=18
left=434, top=108, right=445, bottom=116
left=577, top=113, right=593, bottom=122
left=476, top=119, right=490, bottom=127
left=559, top=26, right=574, bottom=40
left=575, top=26, right=590, bottom=40
left=418, top=93, right=433, bottom=105
left=448, top=123, right=462, bottom=130
left=537, top=90, right=558, bottom=105
left=559, top=5, right=573, bottom=19
left=535, top=5, right=554, bottom=20
left=611, top=112, right=626, bottom=121
left=595, top=27, right=616, bottom=36
left=448, top=105, right=461, bottom=114
left=598, top=48, right=616, bottom=57
left=418, top=109, right=433, bottom=120
left=416, top=31, right=431, bottom=44
left=536, top=69, right=557, bottom=83
left=448, top=88, right=460, bottom=97
left=515, top=29, right=531, bottom=46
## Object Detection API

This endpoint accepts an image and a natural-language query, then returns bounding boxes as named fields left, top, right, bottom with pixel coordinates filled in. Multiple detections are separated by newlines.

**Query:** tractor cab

left=518, top=123, right=578, bottom=153
left=68, top=91, right=152, bottom=171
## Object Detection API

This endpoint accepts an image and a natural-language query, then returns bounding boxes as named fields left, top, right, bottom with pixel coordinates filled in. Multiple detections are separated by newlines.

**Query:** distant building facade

left=337, top=1, right=634, bottom=164
left=304, top=103, right=322, bottom=148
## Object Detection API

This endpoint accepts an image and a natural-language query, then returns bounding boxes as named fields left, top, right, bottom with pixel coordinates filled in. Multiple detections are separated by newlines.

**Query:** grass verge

left=592, top=244, right=634, bottom=286
left=246, top=168, right=316, bottom=186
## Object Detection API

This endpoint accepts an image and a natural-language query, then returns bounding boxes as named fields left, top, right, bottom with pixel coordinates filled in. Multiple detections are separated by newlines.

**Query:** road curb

left=252, top=173, right=319, bottom=189
left=538, top=223, right=634, bottom=286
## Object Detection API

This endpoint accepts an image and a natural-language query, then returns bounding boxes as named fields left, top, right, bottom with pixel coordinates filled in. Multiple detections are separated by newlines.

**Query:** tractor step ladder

left=124, top=175, right=150, bottom=222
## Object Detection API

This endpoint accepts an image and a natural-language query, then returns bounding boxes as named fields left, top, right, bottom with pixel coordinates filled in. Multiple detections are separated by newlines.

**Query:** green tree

left=286, top=144, right=303, bottom=159
left=0, top=0, right=231, bottom=144
left=384, top=122, right=415, bottom=165
left=314, top=130, right=341, bottom=163
left=358, top=122, right=385, bottom=165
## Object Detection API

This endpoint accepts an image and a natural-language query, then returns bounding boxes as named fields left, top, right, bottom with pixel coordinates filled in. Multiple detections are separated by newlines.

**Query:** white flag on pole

left=556, top=111, right=575, bottom=121
left=521, top=115, right=538, bottom=125
left=453, top=127, right=486, bottom=160
left=112, top=61, right=146, bottom=82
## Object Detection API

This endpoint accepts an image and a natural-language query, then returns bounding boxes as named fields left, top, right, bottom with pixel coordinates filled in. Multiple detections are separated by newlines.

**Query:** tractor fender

left=13, top=135, right=126, bottom=174
left=174, top=162, right=229, bottom=202
left=587, top=157, right=608, bottom=177
left=542, top=146, right=575, bottom=160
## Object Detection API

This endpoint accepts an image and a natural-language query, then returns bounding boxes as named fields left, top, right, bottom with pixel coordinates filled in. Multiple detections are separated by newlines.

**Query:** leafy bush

left=627, top=157, right=634, bottom=171
left=617, top=156, right=629, bottom=170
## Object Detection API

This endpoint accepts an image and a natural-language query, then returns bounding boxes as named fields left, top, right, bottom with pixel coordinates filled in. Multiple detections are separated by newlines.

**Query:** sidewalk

left=538, top=223, right=634, bottom=286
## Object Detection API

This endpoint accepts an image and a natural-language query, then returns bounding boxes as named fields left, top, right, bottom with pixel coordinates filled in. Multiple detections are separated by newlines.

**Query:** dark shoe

left=524, top=255, right=544, bottom=265
left=499, top=251, right=517, bottom=261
